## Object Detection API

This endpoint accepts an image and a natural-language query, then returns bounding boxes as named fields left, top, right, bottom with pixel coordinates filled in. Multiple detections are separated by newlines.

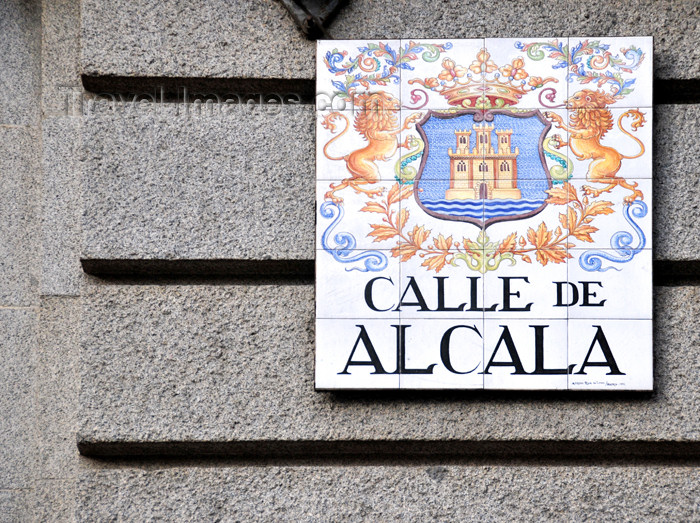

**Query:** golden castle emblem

left=446, top=123, right=522, bottom=200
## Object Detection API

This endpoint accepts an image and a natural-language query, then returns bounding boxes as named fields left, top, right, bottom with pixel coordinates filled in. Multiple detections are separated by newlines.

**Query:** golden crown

left=408, top=49, right=557, bottom=109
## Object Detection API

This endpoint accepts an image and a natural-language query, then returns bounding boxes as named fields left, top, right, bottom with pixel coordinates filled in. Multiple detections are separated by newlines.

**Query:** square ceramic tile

left=399, top=250, right=485, bottom=321
left=484, top=37, right=569, bottom=109
left=316, top=249, right=401, bottom=320
left=567, top=319, right=653, bottom=391
left=483, top=248, right=569, bottom=320
left=316, top=38, right=653, bottom=391
left=483, top=319, right=568, bottom=390
left=565, top=178, right=652, bottom=251
left=316, top=40, right=402, bottom=111
left=316, top=180, right=402, bottom=251
left=567, top=37, right=652, bottom=109
left=399, top=318, right=484, bottom=389
left=567, top=107, right=652, bottom=179
left=316, top=110, right=401, bottom=183
left=316, top=319, right=401, bottom=389
left=400, top=39, right=484, bottom=111
left=567, top=249, right=652, bottom=320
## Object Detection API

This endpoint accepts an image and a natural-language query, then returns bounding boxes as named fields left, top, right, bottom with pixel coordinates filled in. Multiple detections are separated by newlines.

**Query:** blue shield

left=413, top=109, right=553, bottom=228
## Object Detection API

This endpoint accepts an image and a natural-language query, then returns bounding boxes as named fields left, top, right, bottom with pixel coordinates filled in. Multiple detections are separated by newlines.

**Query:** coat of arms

left=318, top=40, right=649, bottom=274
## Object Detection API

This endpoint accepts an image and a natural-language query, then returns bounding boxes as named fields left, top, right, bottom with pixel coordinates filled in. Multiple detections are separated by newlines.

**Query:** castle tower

left=446, top=129, right=478, bottom=200
left=473, top=123, right=494, bottom=154
left=446, top=124, right=521, bottom=201
left=495, top=129, right=513, bottom=153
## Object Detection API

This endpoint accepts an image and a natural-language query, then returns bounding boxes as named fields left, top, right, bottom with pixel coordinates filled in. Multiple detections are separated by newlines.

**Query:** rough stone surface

left=0, top=127, right=40, bottom=306
left=35, top=297, right=80, bottom=476
left=80, top=0, right=698, bottom=80
left=81, top=0, right=314, bottom=79
left=0, top=310, right=36, bottom=488
left=568, top=0, right=700, bottom=80
left=0, top=489, right=31, bottom=523
left=33, top=479, right=76, bottom=523
left=654, top=105, right=700, bottom=261
left=42, top=0, right=81, bottom=118
left=82, top=103, right=696, bottom=263
left=77, top=464, right=700, bottom=521
left=42, top=118, right=82, bottom=295
left=82, top=103, right=314, bottom=261
left=0, top=0, right=41, bottom=125
left=79, top=284, right=699, bottom=446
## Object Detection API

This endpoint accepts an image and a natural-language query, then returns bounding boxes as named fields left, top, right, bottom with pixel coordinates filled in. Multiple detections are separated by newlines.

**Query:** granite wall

left=1, top=0, right=698, bottom=520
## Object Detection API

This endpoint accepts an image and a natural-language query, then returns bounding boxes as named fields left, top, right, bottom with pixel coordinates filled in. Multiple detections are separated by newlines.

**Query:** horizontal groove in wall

left=77, top=440, right=700, bottom=463
left=654, top=79, right=700, bottom=104
left=81, top=76, right=700, bottom=105
left=82, top=75, right=316, bottom=104
left=82, top=259, right=698, bottom=285
left=81, top=259, right=315, bottom=283
left=654, top=260, right=700, bottom=286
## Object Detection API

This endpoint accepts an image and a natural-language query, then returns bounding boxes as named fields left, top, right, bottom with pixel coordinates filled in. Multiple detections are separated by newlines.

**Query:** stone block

left=42, top=0, right=81, bottom=117
left=33, top=480, right=76, bottom=523
left=42, top=118, right=82, bottom=296
left=0, top=489, right=31, bottom=523
left=654, top=104, right=700, bottom=262
left=0, top=127, right=39, bottom=306
left=81, top=103, right=314, bottom=264
left=0, top=0, right=41, bottom=125
left=82, top=104, right=697, bottom=267
left=35, top=297, right=80, bottom=476
left=0, top=310, right=36, bottom=487
left=569, top=0, right=700, bottom=80
left=80, top=0, right=697, bottom=81
left=81, top=0, right=314, bottom=80
left=77, top=464, right=699, bottom=521
left=79, top=283, right=699, bottom=453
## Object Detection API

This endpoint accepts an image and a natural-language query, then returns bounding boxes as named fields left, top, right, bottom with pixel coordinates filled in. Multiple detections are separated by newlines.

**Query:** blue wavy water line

left=579, top=200, right=648, bottom=272
left=319, top=201, right=388, bottom=272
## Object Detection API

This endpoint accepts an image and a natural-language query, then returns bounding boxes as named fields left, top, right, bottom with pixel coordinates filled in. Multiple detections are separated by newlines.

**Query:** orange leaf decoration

left=408, top=225, right=430, bottom=247
left=361, top=201, right=386, bottom=213
left=368, top=224, right=398, bottom=242
left=545, top=182, right=576, bottom=205
left=586, top=200, right=614, bottom=216
left=572, top=225, right=598, bottom=243
left=433, top=233, right=453, bottom=251
left=527, top=222, right=552, bottom=249
left=496, top=232, right=517, bottom=255
left=392, top=243, right=419, bottom=262
left=397, top=208, right=409, bottom=231
left=422, top=253, right=450, bottom=273
left=521, top=254, right=532, bottom=263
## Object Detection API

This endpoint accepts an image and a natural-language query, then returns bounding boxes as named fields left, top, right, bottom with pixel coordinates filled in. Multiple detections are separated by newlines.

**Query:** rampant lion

left=544, top=89, right=646, bottom=203
left=322, top=91, right=420, bottom=203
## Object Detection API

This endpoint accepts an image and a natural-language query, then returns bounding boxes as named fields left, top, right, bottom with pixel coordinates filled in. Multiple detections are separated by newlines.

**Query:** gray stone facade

left=1, top=0, right=698, bottom=520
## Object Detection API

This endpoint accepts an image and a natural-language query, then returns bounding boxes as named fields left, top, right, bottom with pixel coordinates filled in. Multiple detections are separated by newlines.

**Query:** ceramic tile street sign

left=315, top=38, right=653, bottom=390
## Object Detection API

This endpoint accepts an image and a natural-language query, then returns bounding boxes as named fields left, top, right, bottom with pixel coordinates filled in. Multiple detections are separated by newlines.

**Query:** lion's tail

left=322, top=112, right=350, bottom=161
left=617, top=109, right=647, bottom=159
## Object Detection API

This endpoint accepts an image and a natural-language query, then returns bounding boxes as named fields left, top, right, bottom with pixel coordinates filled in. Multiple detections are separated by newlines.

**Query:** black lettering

left=364, top=276, right=395, bottom=312
left=554, top=281, right=579, bottom=307
left=531, top=325, right=572, bottom=374
left=394, top=276, right=431, bottom=311
left=500, top=277, right=533, bottom=312
left=396, top=324, right=436, bottom=374
left=575, top=326, right=624, bottom=375
left=440, top=325, right=482, bottom=374
left=435, top=277, right=466, bottom=311
left=483, top=326, right=528, bottom=374
left=580, top=281, right=606, bottom=307
left=339, top=325, right=388, bottom=374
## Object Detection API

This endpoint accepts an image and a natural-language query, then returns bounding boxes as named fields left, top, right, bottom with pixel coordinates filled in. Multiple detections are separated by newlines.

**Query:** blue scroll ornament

left=319, top=201, right=388, bottom=272
left=579, top=200, right=647, bottom=272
